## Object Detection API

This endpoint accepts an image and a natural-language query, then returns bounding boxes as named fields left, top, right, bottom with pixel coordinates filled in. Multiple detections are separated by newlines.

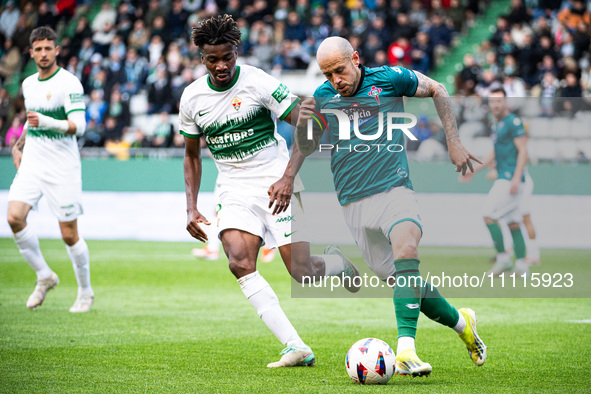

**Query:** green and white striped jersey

left=179, top=65, right=300, bottom=190
left=20, top=67, right=85, bottom=182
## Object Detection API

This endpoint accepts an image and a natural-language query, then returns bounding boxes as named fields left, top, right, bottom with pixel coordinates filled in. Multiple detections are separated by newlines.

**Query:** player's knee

left=394, top=241, right=418, bottom=260
left=508, top=222, right=521, bottom=230
left=6, top=211, right=26, bottom=233
left=228, top=257, right=256, bottom=279
left=61, top=233, right=78, bottom=246
left=483, top=217, right=495, bottom=224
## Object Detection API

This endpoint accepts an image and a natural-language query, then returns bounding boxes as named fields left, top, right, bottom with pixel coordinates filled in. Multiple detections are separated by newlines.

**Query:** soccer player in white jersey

left=7, top=27, right=93, bottom=313
left=179, top=15, right=359, bottom=368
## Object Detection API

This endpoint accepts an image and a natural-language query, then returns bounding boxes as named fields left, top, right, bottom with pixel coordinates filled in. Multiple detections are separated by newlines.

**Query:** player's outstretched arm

left=294, top=97, right=323, bottom=157
left=183, top=136, right=210, bottom=242
left=413, top=71, right=482, bottom=175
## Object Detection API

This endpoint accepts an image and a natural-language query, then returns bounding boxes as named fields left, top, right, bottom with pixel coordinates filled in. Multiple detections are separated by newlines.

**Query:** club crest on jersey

left=368, top=86, right=382, bottom=104
left=231, top=96, right=242, bottom=111
left=46, top=93, right=52, bottom=100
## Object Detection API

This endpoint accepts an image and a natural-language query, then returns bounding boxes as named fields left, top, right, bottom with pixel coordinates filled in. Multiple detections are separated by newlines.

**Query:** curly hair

left=191, top=14, right=241, bottom=47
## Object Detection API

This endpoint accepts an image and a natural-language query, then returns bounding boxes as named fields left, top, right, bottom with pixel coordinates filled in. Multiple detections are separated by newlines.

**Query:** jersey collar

left=38, top=67, right=61, bottom=81
left=350, top=65, right=365, bottom=96
left=207, top=66, right=241, bottom=92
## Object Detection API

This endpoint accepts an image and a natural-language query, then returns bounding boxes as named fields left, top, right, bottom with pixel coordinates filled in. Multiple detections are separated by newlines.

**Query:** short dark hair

left=490, top=87, right=507, bottom=97
left=191, top=14, right=241, bottom=47
left=29, top=26, right=58, bottom=47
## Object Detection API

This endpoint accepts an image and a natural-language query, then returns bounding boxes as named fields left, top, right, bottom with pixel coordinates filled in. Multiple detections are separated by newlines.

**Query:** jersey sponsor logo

left=231, top=96, right=242, bottom=111
left=69, top=93, right=84, bottom=103
left=271, top=83, right=289, bottom=103
left=368, top=86, right=382, bottom=104
left=275, top=215, right=294, bottom=223
left=206, top=129, right=254, bottom=146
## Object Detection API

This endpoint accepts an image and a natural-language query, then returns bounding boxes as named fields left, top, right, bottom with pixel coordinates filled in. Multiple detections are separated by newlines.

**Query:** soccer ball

left=345, top=338, right=396, bottom=384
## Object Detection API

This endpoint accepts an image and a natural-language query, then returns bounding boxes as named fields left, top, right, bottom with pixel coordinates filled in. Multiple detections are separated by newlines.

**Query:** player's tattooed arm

left=11, top=127, right=27, bottom=170
left=413, top=71, right=482, bottom=174
left=295, top=97, right=323, bottom=156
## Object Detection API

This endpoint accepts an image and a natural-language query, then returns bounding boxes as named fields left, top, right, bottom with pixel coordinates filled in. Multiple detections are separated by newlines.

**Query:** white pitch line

left=567, top=320, right=591, bottom=324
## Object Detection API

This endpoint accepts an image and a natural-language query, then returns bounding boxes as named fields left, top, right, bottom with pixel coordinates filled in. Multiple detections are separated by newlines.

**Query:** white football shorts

left=342, top=186, right=423, bottom=280
left=483, top=179, right=523, bottom=223
left=8, top=169, right=83, bottom=222
left=216, top=188, right=307, bottom=249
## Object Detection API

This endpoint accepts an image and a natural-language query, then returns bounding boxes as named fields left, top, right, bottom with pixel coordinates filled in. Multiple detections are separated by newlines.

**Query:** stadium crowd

left=0, top=0, right=589, bottom=151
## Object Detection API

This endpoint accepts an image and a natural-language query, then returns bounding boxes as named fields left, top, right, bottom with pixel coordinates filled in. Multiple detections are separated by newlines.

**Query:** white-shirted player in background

left=7, top=27, right=93, bottom=313
left=180, top=15, right=359, bottom=367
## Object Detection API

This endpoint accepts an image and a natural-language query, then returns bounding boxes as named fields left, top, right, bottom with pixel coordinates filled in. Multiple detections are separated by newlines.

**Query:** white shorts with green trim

left=8, top=169, right=83, bottom=222
left=342, top=186, right=423, bottom=280
left=216, top=189, right=307, bottom=249
left=483, top=179, right=523, bottom=223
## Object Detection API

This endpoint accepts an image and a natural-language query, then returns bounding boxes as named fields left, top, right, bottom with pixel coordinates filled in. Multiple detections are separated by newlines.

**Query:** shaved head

left=316, top=37, right=361, bottom=96
left=317, top=36, right=354, bottom=64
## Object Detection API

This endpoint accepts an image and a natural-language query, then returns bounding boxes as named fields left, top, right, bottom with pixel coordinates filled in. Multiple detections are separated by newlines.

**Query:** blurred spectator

left=537, top=71, right=559, bottom=116
left=411, top=30, right=433, bottom=74
left=103, top=116, right=124, bottom=144
left=81, top=119, right=104, bottom=147
left=92, top=2, right=117, bottom=33
left=497, top=31, right=516, bottom=65
left=145, top=0, right=167, bottom=29
left=0, top=1, right=20, bottom=39
left=150, top=16, right=169, bottom=44
left=557, top=0, right=590, bottom=30
left=129, top=127, right=152, bottom=148
left=169, top=0, right=189, bottom=40
left=507, top=0, right=532, bottom=25
left=406, top=115, right=431, bottom=151
left=573, top=21, right=591, bottom=61
left=172, top=132, right=185, bottom=148
left=147, top=35, right=165, bottom=68
left=36, top=2, right=56, bottom=29
left=128, top=19, right=151, bottom=54
left=559, top=71, right=583, bottom=115
left=490, top=15, right=510, bottom=47
left=5, top=114, right=24, bottom=147
left=409, top=0, right=428, bottom=28
left=78, top=37, right=95, bottom=67
left=307, top=14, right=331, bottom=52
left=330, top=15, right=351, bottom=38
left=388, top=36, right=412, bottom=67
left=122, top=48, right=148, bottom=96
left=106, top=89, right=131, bottom=130
left=13, top=15, right=33, bottom=54
left=456, top=54, right=480, bottom=95
left=151, top=112, right=174, bottom=147
left=284, top=11, right=307, bottom=43
left=147, top=66, right=172, bottom=114
left=251, top=30, right=275, bottom=72
left=115, top=2, right=135, bottom=42
left=70, top=17, right=93, bottom=55
left=504, top=73, right=527, bottom=97
left=476, top=69, right=501, bottom=97
left=0, top=39, right=21, bottom=84
left=394, top=12, right=417, bottom=41
left=517, top=33, right=537, bottom=86
left=0, top=88, right=12, bottom=124
left=274, top=40, right=310, bottom=71
left=22, top=1, right=37, bottom=28
left=172, top=67, right=193, bottom=112
left=93, top=21, right=117, bottom=57
left=446, top=0, right=466, bottom=32
left=109, top=35, right=127, bottom=61
left=86, top=89, right=108, bottom=125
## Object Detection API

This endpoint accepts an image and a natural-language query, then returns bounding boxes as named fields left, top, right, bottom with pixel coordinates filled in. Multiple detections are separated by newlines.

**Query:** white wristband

left=36, top=112, right=69, bottom=134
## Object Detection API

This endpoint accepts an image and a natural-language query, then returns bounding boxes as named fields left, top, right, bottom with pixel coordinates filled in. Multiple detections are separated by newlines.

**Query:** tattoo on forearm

left=414, top=72, right=459, bottom=140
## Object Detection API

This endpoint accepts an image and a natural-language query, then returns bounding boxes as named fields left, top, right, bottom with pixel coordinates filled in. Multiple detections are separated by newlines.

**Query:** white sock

left=322, top=254, right=346, bottom=276
left=453, top=311, right=466, bottom=334
left=238, top=271, right=305, bottom=347
left=66, top=238, right=93, bottom=295
left=13, top=226, right=52, bottom=280
left=397, top=336, right=415, bottom=353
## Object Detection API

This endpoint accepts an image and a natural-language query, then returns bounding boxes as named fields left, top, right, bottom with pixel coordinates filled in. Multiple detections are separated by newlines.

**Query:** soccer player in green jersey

left=296, top=36, right=486, bottom=377
left=460, top=88, right=531, bottom=275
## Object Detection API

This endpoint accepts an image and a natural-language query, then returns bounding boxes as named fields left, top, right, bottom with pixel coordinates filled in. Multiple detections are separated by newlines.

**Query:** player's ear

left=352, top=51, right=360, bottom=66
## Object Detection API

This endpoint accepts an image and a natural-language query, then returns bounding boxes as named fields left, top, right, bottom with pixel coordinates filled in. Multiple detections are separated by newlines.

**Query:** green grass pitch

left=1, top=238, right=590, bottom=393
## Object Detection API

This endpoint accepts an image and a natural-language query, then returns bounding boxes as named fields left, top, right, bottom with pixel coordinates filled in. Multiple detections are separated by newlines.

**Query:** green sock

left=393, top=258, right=422, bottom=339
left=486, top=222, right=505, bottom=253
left=420, top=282, right=460, bottom=329
left=511, top=227, right=527, bottom=259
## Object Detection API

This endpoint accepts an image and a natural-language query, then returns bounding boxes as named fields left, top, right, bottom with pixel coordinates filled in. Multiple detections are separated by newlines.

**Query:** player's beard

left=38, top=58, right=56, bottom=71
